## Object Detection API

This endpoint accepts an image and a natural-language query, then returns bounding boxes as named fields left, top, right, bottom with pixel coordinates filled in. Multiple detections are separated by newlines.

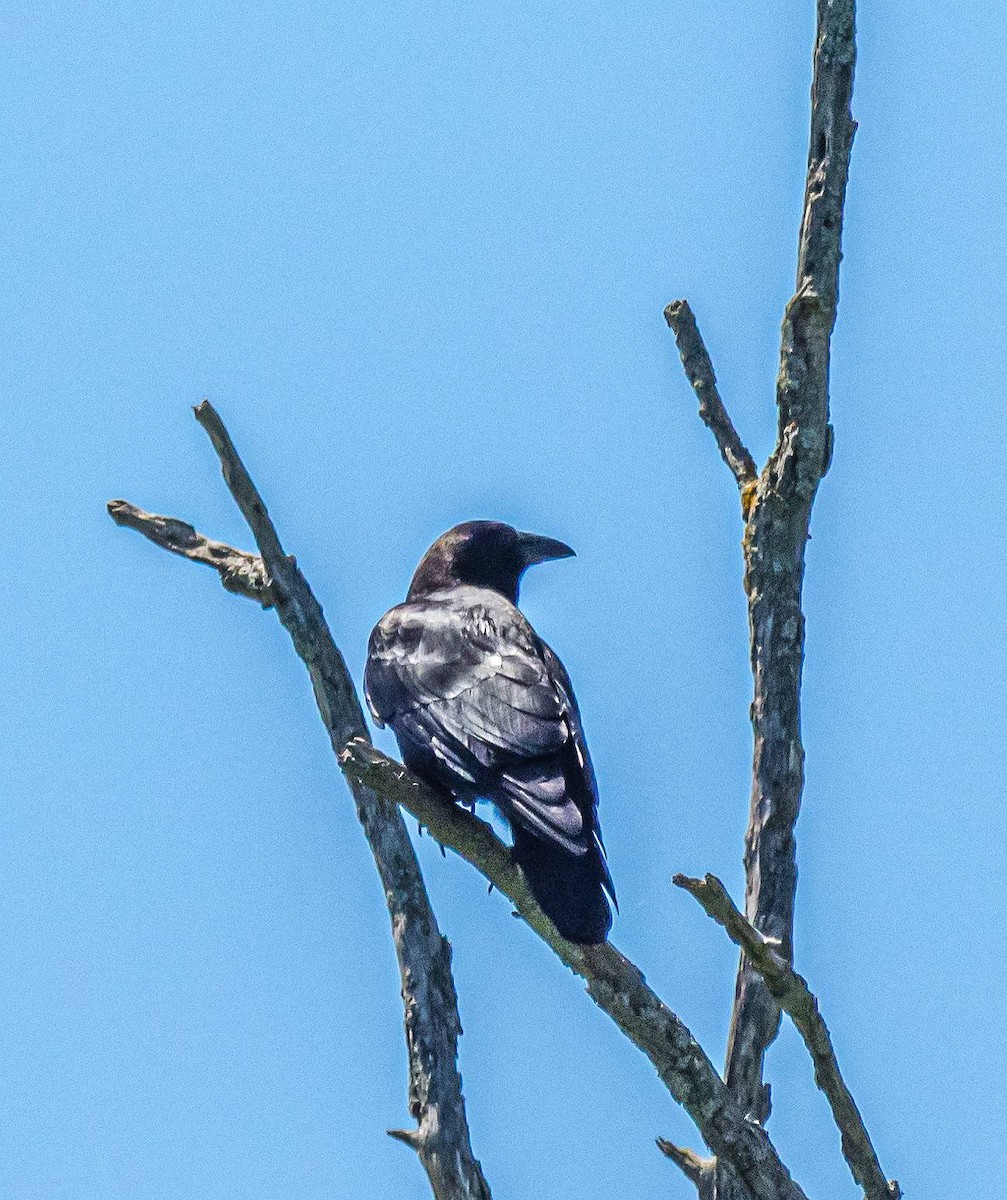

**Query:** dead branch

left=657, top=1139, right=716, bottom=1199
left=666, top=4, right=859, bottom=1195
left=675, top=874, right=900, bottom=1200
left=663, top=299, right=757, bottom=498
left=110, top=403, right=491, bottom=1200
left=339, top=742, right=808, bottom=1200
left=722, top=0, right=858, bottom=1151
left=106, top=500, right=271, bottom=603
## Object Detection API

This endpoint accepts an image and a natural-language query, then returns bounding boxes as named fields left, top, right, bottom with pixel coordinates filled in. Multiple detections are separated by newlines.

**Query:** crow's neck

left=408, top=554, right=520, bottom=604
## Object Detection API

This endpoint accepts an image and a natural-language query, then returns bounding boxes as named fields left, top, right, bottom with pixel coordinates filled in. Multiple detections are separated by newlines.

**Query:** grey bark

left=664, top=2, right=858, bottom=1197
left=663, top=300, right=757, bottom=497
left=726, top=0, right=857, bottom=1137
left=107, top=2, right=880, bottom=1194
left=675, top=874, right=900, bottom=1200
left=110, top=401, right=491, bottom=1200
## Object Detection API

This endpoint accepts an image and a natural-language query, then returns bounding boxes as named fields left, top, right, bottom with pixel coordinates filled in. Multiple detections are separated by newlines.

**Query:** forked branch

left=665, top=5, right=860, bottom=1197
left=340, top=742, right=808, bottom=1200
left=111, top=402, right=491, bottom=1200
left=675, top=874, right=900, bottom=1200
left=721, top=0, right=858, bottom=1150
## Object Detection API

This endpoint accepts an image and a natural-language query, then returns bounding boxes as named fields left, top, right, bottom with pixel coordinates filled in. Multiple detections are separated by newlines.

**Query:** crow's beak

left=516, top=531, right=576, bottom=566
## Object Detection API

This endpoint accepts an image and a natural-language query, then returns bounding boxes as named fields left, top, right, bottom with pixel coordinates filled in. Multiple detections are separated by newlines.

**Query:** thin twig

left=111, top=405, right=491, bottom=1200
left=106, top=500, right=271, bottom=604
left=675, top=874, right=900, bottom=1200
left=664, top=299, right=757, bottom=496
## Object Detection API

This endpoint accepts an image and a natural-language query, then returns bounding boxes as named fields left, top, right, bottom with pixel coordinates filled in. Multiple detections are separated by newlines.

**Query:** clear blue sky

left=3, top=1, right=1002, bottom=1197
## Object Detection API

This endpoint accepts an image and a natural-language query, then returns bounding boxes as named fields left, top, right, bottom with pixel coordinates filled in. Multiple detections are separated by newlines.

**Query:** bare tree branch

left=664, top=5, right=860, bottom=1196
left=675, top=874, right=900, bottom=1200
left=109, top=404, right=491, bottom=1200
left=721, top=0, right=858, bottom=1150
left=664, top=299, right=757, bottom=499
left=109, top=470, right=810, bottom=1200
left=339, top=742, right=809, bottom=1200
left=107, top=500, right=272, bottom=603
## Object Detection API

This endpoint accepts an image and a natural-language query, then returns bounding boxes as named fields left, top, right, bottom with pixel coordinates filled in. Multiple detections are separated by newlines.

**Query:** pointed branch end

left=674, top=873, right=768, bottom=958
left=107, top=499, right=142, bottom=530
left=192, top=400, right=226, bottom=449
left=662, top=300, right=758, bottom=492
left=387, top=1127, right=424, bottom=1151
left=192, top=399, right=236, bottom=467
left=672, top=872, right=727, bottom=902
left=656, top=1138, right=713, bottom=1186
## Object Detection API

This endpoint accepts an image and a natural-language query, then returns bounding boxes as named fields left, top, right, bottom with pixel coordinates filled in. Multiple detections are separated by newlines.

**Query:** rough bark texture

left=676, top=874, right=900, bottom=1200
left=106, top=500, right=272, bottom=603
left=665, top=3, right=858, bottom=1197
left=110, top=402, right=491, bottom=1200
left=663, top=300, right=757, bottom=498
left=725, top=0, right=857, bottom=1140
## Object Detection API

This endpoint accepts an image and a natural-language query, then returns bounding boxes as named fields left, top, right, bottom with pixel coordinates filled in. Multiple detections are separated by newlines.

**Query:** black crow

left=364, top=521, right=615, bottom=944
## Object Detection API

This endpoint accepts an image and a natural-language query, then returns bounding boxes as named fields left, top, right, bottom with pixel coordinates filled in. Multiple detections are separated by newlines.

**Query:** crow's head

left=407, top=521, right=575, bottom=603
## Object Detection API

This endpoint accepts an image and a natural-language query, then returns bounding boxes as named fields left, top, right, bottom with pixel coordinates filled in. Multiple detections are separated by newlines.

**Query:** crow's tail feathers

left=511, top=827, right=613, bottom=945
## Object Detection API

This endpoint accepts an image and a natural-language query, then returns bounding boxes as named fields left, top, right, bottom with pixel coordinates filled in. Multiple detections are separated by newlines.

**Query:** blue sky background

left=3, top=1, right=1003, bottom=1197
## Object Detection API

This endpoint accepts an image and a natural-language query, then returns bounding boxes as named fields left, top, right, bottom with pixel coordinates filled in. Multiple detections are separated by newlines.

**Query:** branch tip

left=663, top=299, right=757, bottom=494
left=387, top=1127, right=423, bottom=1150
left=192, top=400, right=287, bottom=568
left=106, top=498, right=272, bottom=604
left=656, top=1138, right=713, bottom=1186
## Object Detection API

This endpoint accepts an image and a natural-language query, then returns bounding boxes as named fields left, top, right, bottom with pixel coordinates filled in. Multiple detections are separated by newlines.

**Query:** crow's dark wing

left=537, top=638, right=615, bottom=904
left=364, top=586, right=597, bottom=858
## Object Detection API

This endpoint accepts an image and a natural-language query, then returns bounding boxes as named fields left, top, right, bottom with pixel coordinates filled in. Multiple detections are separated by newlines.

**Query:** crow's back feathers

left=366, top=588, right=593, bottom=856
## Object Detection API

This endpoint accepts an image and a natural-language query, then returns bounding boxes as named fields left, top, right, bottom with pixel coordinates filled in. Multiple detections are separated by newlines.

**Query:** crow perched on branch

left=364, top=521, right=615, bottom=944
